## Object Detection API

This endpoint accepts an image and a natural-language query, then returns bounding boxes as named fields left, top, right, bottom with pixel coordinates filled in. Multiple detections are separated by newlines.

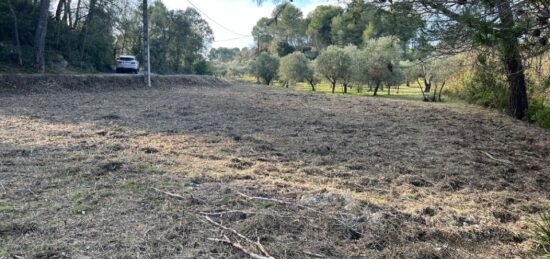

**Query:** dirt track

left=0, top=79, right=549, bottom=258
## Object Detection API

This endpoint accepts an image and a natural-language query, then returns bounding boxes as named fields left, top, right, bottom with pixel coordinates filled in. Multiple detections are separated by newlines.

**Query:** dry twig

left=302, top=250, right=326, bottom=258
left=203, top=215, right=274, bottom=258
left=236, top=192, right=363, bottom=238
left=482, top=151, right=513, bottom=165
left=207, top=236, right=274, bottom=259
left=200, top=210, right=255, bottom=216
left=153, top=187, right=187, bottom=200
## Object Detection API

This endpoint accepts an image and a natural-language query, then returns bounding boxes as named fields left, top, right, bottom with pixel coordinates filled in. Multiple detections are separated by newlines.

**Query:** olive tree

left=363, top=37, right=402, bottom=96
left=342, top=45, right=360, bottom=94
left=416, top=56, right=464, bottom=102
left=315, top=45, right=352, bottom=94
left=250, top=52, right=280, bottom=85
left=305, top=60, right=321, bottom=91
left=279, top=51, right=309, bottom=88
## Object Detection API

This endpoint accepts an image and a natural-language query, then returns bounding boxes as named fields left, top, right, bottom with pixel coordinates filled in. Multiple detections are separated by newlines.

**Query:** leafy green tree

left=315, top=45, right=352, bottom=93
left=228, top=61, right=248, bottom=78
left=250, top=52, right=280, bottom=85
left=306, top=5, right=343, bottom=49
left=208, top=47, right=240, bottom=63
left=270, top=39, right=295, bottom=57
left=273, top=3, right=306, bottom=47
left=304, top=60, right=320, bottom=91
left=252, top=17, right=275, bottom=53
left=355, top=0, right=550, bottom=119
left=362, top=37, right=402, bottom=96
left=279, top=51, right=309, bottom=87
left=342, top=45, right=360, bottom=93
left=416, top=56, right=463, bottom=102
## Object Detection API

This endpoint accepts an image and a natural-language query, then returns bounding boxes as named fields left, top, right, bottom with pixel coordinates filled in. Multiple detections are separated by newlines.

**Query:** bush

left=527, top=99, right=550, bottom=129
left=463, top=62, right=509, bottom=111
left=530, top=212, right=550, bottom=254
left=192, top=60, right=212, bottom=75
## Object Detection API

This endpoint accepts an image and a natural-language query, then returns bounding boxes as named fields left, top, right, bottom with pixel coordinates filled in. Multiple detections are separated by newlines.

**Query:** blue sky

left=162, top=0, right=336, bottom=49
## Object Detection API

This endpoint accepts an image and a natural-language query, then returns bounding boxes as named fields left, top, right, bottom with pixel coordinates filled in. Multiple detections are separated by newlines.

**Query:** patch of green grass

left=139, top=164, right=168, bottom=175
left=69, top=191, right=93, bottom=215
left=121, top=181, right=146, bottom=192
left=69, top=204, right=90, bottom=215
left=530, top=212, right=550, bottom=253
left=256, top=200, right=274, bottom=209
left=0, top=201, right=14, bottom=213
left=237, top=76, right=467, bottom=104
left=70, top=191, right=86, bottom=201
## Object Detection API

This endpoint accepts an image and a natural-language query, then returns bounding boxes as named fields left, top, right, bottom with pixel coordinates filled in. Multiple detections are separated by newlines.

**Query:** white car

left=116, top=55, right=139, bottom=74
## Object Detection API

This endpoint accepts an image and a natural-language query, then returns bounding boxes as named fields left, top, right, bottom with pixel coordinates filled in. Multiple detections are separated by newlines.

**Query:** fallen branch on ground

left=302, top=250, right=326, bottom=258
left=482, top=151, right=513, bottom=165
left=203, top=215, right=274, bottom=259
left=207, top=236, right=274, bottom=259
left=200, top=210, right=255, bottom=216
left=236, top=192, right=363, bottom=239
left=153, top=188, right=187, bottom=200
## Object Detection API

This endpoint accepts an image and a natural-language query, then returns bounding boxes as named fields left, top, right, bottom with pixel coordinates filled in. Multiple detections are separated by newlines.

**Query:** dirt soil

left=0, top=77, right=549, bottom=258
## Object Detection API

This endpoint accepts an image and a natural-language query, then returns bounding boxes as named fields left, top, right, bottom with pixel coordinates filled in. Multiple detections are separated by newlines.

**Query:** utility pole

left=143, top=0, right=151, bottom=87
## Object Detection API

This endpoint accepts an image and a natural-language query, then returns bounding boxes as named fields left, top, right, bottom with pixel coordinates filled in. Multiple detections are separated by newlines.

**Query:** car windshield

left=119, top=57, right=134, bottom=61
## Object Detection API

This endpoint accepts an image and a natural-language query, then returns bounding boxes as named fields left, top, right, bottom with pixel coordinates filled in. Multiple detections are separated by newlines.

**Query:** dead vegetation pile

left=0, top=74, right=229, bottom=94
left=0, top=83, right=549, bottom=258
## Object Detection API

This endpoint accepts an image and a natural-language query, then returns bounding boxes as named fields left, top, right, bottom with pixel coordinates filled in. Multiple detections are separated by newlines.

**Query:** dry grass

left=0, top=76, right=549, bottom=258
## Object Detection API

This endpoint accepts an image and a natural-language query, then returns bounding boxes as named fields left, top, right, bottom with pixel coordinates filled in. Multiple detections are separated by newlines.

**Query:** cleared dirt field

left=0, top=77, right=549, bottom=258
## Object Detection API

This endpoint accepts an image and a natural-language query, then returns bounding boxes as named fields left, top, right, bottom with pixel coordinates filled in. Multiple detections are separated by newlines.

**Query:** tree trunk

left=503, top=53, right=528, bottom=119
left=34, top=0, right=50, bottom=73
left=343, top=83, right=348, bottom=94
left=79, top=0, right=96, bottom=59
left=63, top=0, right=71, bottom=26
left=438, top=81, right=446, bottom=102
left=373, top=82, right=380, bottom=96
left=308, top=79, right=316, bottom=91
left=7, top=0, right=23, bottom=66
left=55, top=0, right=65, bottom=22
left=387, top=84, right=391, bottom=95
left=497, top=0, right=528, bottom=119
left=331, top=81, right=336, bottom=94
left=73, top=0, right=81, bottom=28
left=423, top=78, right=431, bottom=93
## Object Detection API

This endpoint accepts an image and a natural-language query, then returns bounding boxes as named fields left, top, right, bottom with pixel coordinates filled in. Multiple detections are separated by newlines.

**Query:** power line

left=214, top=35, right=254, bottom=43
left=185, top=0, right=250, bottom=37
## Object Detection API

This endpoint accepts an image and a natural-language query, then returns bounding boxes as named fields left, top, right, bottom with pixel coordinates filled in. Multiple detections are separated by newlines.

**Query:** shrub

left=527, top=99, right=550, bottom=129
left=192, top=60, right=212, bottom=75
left=530, top=212, right=550, bottom=254
left=534, top=108, right=550, bottom=129
left=464, top=62, right=509, bottom=111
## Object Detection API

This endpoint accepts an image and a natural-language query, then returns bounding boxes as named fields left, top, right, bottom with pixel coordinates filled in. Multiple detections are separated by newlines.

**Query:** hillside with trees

left=209, top=0, right=550, bottom=127
left=0, top=0, right=213, bottom=74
